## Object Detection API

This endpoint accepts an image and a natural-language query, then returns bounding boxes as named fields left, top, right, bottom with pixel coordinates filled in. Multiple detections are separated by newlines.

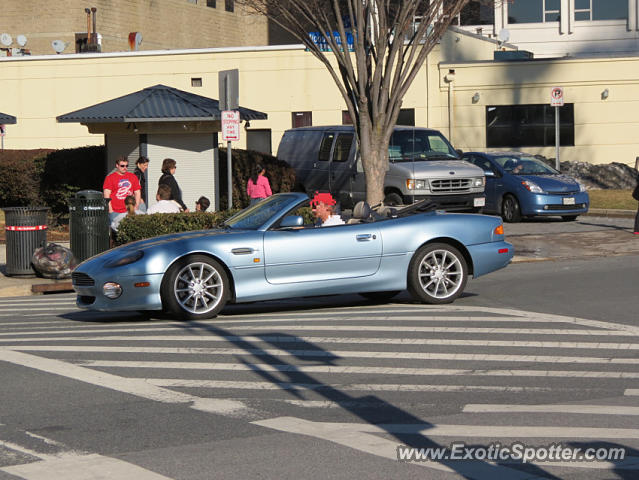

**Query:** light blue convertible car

left=72, top=193, right=513, bottom=320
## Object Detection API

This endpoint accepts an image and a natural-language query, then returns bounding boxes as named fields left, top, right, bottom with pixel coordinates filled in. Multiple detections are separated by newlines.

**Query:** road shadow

left=171, top=320, right=566, bottom=479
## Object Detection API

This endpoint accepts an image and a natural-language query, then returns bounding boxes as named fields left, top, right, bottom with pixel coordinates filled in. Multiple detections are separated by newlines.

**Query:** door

left=467, top=154, right=498, bottom=213
left=328, top=132, right=356, bottom=205
left=263, top=223, right=382, bottom=284
left=304, top=131, right=334, bottom=194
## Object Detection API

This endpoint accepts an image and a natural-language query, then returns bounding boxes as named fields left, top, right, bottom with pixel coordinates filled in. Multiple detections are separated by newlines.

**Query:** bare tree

left=237, top=0, right=474, bottom=204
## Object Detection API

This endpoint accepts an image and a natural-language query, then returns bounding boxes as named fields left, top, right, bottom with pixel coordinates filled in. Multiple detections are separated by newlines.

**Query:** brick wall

left=0, top=0, right=268, bottom=56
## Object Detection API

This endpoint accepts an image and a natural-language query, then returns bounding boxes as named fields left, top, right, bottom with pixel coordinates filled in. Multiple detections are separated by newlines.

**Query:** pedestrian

left=158, top=158, right=188, bottom=212
left=147, top=184, right=182, bottom=214
left=103, top=155, right=141, bottom=225
left=246, top=164, right=272, bottom=206
left=134, top=155, right=150, bottom=212
left=195, top=196, right=210, bottom=212
left=110, top=195, right=141, bottom=231
left=633, top=171, right=639, bottom=235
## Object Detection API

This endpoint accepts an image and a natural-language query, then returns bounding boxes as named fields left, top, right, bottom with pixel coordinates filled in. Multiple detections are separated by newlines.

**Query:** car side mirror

left=455, top=149, right=464, bottom=157
left=280, top=215, right=304, bottom=228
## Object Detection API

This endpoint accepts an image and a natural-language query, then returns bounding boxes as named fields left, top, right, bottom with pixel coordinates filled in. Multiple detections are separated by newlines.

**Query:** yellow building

left=1, top=28, right=638, bottom=167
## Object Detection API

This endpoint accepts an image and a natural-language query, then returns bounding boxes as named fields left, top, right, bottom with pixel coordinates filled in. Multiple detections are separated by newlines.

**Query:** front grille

left=72, top=272, right=95, bottom=286
left=430, top=178, right=473, bottom=193
left=546, top=190, right=580, bottom=195
left=545, top=203, right=587, bottom=211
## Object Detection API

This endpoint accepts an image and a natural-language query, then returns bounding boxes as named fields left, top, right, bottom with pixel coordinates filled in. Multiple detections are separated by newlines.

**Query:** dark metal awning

left=0, top=112, right=17, bottom=124
left=56, top=84, right=267, bottom=124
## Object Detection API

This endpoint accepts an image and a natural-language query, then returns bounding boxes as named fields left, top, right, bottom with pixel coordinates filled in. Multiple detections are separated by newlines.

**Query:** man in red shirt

left=103, top=156, right=142, bottom=223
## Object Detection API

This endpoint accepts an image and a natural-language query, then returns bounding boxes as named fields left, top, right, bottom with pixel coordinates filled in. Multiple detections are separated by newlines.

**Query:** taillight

left=494, top=225, right=504, bottom=235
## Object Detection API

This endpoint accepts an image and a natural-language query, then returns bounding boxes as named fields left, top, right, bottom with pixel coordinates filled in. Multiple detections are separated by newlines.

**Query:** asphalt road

left=1, top=253, right=638, bottom=480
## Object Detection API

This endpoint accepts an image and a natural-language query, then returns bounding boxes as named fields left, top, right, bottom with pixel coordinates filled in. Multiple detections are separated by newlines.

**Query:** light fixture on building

left=601, top=88, right=609, bottom=100
left=472, top=92, right=481, bottom=104
left=244, top=120, right=251, bottom=130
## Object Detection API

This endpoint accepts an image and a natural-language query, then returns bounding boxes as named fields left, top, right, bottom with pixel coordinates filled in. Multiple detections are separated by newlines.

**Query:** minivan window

left=333, top=133, right=353, bottom=162
left=318, top=133, right=334, bottom=162
left=389, top=130, right=458, bottom=162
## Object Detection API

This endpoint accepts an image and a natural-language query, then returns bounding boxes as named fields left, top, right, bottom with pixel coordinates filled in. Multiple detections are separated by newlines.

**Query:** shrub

left=39, top=146, right=106, bottom=214
left=218, top=148, right=296, bottom=209
left=115, top=210, right=239, bottom=245
left=0, top=149, right=53, bottom=207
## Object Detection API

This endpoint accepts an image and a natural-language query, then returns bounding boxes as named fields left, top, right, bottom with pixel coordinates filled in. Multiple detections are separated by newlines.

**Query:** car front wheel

left=407, top=243, right=468, bottom=304
left=161, top=254, right=229, bottom=320
left=501, top=194, right=522, bottom=223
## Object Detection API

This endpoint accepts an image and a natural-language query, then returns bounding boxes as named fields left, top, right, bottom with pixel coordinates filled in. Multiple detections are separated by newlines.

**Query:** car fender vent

left=72, top=272, right=95, bottom=286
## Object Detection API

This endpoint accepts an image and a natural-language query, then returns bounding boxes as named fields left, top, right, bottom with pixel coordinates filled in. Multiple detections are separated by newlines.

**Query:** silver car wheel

left=417, top=249, right=463, bottom=299
left=173, top=261, right=223, bottom=314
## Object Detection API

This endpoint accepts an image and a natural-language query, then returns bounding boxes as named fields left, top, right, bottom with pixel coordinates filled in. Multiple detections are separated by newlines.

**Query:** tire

left=384, top=192, right=403, bottom=206
left=407, top=243, right=468, bottom=304
left=161, top=254, right=229, bottom=320
left=359, top=291, right=401, bottom=302
left=561, top=215, right=578, bottom=222
left=501, top=194, right=522, bottom=223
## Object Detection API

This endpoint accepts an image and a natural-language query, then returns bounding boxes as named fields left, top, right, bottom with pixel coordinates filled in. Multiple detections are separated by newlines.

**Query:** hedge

left=115, top=210, right=239, bottom=245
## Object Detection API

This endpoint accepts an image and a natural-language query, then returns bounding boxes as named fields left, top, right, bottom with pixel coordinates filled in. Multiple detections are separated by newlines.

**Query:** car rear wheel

left=561, top=215, right=578, bottom=222
left=359, top=291, right=401, bottom=302
left=161, top=254, right=229, bottom=320
left=384, top=192, right=403, bottom=206
left=501, top=194, right=522, bottom=223
left=407, top=243, right=468, bottom=304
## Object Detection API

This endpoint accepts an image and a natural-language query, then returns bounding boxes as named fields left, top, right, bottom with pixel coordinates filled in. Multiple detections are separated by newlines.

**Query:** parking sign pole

left=555, top=105, right=560, bottom=170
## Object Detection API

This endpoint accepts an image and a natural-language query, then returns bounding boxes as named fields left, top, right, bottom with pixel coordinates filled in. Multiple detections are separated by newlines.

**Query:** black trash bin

left=69, top=190, right=109, bottom=263
left=2, top=206, right=50, bottom=276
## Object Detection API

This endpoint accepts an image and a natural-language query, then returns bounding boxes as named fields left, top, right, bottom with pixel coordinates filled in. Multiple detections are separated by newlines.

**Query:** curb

left=585, top=208, right=636, bottom=218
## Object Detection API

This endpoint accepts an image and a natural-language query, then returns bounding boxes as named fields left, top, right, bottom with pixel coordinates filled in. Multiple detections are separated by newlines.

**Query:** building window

left=457, top=0, right=494, bottom=26
left=225, top=0, right=234, bottom=12
left=341, top=109, right=414, bottom=126
left=191, top=77, right=203, bottom=87
left=486, top=104, right=575, bottom=148
left=207, top=0, right=216, bottom=7
left=292, top=111, right=312, bottom=128
left=575, top=0, right=628, bottom=21
left=508, top=0, right=559, bottom=24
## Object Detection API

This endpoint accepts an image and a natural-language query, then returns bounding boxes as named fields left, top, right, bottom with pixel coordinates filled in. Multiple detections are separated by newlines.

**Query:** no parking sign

left=550, top=87, right=564, bottom=107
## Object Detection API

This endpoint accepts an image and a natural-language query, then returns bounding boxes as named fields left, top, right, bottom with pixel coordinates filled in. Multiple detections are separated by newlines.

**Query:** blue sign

left=308, top=31, right=355, bottom=52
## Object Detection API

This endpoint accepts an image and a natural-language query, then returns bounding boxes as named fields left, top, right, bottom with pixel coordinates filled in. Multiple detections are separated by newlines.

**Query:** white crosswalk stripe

left=0, top=298, right=638, bottom=478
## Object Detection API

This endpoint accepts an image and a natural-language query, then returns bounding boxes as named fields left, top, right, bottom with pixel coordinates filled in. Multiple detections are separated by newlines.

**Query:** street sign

left=550, top=86, right=564, bottom=107
left=218, top=69, right=239, bottom=111
left=221, top=110, right=240, bottom=142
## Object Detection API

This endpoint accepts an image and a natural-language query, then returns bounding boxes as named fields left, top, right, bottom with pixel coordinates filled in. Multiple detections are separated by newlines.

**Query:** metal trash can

left=69, top=190, right=109, bottom=263
left=2, top=206, right=50, bottom=276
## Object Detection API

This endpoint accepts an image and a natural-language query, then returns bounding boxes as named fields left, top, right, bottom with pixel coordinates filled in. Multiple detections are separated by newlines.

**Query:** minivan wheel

left=501, top=194, right=522, bottom=223
left=384, top=192, right=403, bottom=206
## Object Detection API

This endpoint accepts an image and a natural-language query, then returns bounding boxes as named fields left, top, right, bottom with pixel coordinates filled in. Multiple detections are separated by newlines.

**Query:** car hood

left=391, top=160, right=483, bottom=178
left=519, top=174, right=581, bottom=193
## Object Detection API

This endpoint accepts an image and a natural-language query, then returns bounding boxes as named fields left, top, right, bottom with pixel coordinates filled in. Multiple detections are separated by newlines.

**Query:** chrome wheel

left=161, top=255, right=229, bottom=320
left=173, top=262, right=223, bottom=314
left=408, top=243, right=468, bottom=304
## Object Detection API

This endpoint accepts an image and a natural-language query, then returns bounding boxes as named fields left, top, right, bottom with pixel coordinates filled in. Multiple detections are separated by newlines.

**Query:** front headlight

left=104, top=250, right=144, bottom=268
left=473, top=177, right=485, bottom=187
left=406, top=179, right=427, bottom=190
left=578, top=182, right=586, bottom=192
left=521, top=180, right=544, bottom=193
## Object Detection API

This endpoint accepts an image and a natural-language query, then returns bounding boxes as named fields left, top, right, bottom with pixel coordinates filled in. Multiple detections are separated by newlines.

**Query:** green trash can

left=2, top=206, right=50, bottom=276
left=69, top=190, right=109, bottom=263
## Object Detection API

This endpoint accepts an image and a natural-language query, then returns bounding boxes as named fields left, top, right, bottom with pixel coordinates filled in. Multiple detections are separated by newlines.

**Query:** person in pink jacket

left=246, top=164, right=272, bottom=206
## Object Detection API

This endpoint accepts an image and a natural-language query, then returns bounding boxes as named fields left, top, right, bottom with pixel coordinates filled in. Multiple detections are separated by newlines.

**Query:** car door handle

left=356, top=234, right=372, bottom=241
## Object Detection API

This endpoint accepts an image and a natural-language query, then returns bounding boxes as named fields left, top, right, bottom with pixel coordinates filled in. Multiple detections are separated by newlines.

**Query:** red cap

left=310, top=191, right=336, bottom=207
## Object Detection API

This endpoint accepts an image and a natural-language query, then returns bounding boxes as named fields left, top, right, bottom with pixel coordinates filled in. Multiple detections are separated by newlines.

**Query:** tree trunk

left=359, top=125, right=387, bottom=206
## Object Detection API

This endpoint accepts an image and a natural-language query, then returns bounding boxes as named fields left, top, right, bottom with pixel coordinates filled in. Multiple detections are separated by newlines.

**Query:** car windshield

left=495, top=156, right=559, bottom=175
left=389, top=130, right=458, bottom=162
left=224, top=195, right=293, bottom=230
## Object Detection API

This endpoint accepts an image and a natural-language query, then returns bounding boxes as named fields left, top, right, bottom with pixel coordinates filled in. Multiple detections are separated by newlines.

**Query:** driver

left=310, top=192, right=345, bottom=227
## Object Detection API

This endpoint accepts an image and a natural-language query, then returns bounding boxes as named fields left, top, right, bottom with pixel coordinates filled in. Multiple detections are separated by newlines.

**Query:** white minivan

left=277, top=125, right=486, bottom=211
